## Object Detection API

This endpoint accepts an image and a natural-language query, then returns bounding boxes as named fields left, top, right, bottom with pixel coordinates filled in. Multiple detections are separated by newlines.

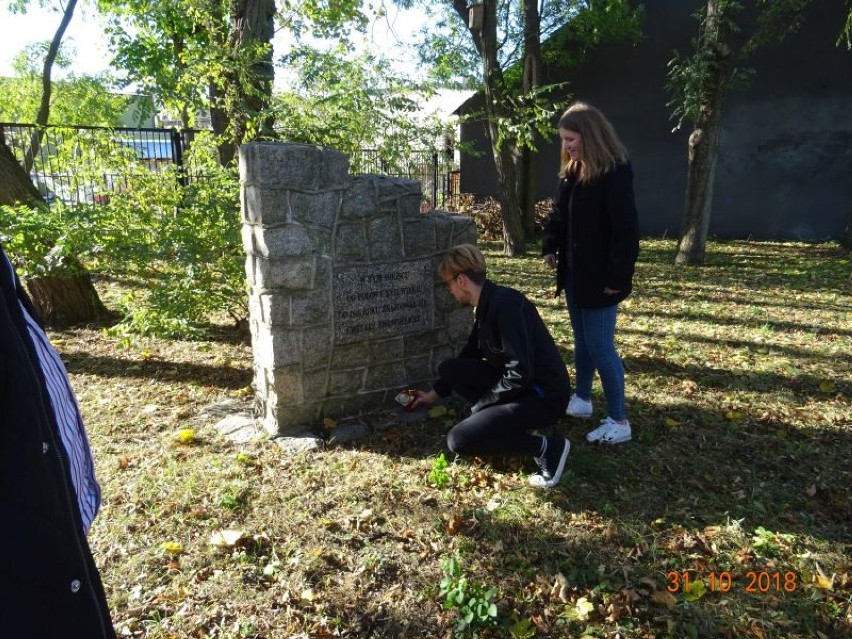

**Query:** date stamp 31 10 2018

left=666, top=570, right=799, bottom=594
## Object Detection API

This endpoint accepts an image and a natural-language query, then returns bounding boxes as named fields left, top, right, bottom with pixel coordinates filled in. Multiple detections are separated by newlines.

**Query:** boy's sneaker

left=529, top=436, right=570, bottom=488
left=586, top=417, right=632, bottom=445
left=566, top=394, right=593, bottom=418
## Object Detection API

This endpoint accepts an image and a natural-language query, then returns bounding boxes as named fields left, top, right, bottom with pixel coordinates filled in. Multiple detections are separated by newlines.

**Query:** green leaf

left=575, top=596, right=595, bottom=620
left=509, top=616, right=536, bottom=639
left=683, top=578, right=707, bottom=602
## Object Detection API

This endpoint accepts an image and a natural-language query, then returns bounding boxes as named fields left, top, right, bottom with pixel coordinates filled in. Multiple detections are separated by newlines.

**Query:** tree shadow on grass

left=637, top=241, right=851, bottom=296
left=618, top=325, right=843, bottom=363
left=320, top=401, right=850, bottom=637
left=626, top=306, right=852, bottom=338
left=622, top=353, right=852, bottom=398
left=641, top=288, right=852, bottom=314
left=61, top=351, right=251, bottom=390
left=555, top=400, right=851, bottom=544
left=335, top=394, right=851, bottom=547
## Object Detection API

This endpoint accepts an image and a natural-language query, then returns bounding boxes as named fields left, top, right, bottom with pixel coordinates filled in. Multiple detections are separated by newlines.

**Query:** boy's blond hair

left=438, top=244, right=487, bottom=284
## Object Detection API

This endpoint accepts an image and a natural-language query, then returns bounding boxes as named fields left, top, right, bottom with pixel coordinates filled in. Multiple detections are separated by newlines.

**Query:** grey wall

left=458, top=0, right=852, bottom=241
left=240, top=143, right=476, bottom=436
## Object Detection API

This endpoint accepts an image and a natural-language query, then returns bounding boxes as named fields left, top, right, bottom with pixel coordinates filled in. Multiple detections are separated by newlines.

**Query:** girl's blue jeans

left=564, top=277, right=626, bottom=420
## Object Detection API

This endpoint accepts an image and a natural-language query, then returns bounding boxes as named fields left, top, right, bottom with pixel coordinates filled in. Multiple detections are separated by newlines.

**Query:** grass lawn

left=55, top=238, right=851, bottom=638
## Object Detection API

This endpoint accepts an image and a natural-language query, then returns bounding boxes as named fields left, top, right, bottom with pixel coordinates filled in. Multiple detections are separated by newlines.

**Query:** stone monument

left=239, top=142, right=477, bottom=436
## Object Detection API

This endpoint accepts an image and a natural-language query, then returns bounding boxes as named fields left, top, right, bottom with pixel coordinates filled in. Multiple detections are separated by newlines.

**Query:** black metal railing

left=350, top=149, right=459, bottom=210
left=2, top=122, right=460, bottom=209
left=1, top=123, right=203, bottom=206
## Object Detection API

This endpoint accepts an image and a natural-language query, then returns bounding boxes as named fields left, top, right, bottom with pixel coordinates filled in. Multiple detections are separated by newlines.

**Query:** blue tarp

left=122, top=138, right=173, bottom=160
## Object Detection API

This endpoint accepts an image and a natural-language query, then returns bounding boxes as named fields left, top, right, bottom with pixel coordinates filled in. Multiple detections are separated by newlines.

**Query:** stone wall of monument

left=239, top=142, right=477, bottom=436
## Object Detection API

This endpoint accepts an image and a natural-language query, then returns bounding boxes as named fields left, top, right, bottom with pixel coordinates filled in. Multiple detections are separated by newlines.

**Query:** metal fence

left=0, top=122, right=202, bottom=206
left=351, top=148, right=459, bottom=210
left=2, top=122, right=460, bottom=209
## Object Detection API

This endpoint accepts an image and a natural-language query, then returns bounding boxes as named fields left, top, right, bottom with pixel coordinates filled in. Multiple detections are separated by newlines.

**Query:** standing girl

left=542, top=102, right=640, bottom=444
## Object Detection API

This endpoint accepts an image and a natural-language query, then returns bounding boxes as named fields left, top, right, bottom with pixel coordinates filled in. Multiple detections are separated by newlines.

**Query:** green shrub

left=439, top=557, right=499, bottom=637
left=428, top=453, right=451, bottom=488
left=0, top=201, right=92, bottom=277
left=3, top=131, right=245, bottom=338
left=92, top=133, right=245, bottom=337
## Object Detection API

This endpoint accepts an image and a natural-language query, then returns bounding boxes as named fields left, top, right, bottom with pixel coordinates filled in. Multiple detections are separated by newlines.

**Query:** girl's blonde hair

left=558, top=102, right=629, bottom=183
left=438, top=244, right=486, bottom=284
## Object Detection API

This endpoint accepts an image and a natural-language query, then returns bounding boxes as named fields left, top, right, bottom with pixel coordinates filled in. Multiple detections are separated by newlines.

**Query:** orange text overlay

left=666, top=571, right=799, bottom=594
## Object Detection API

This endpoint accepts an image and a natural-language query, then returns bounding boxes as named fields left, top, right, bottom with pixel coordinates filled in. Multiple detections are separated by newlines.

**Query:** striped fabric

left=1, top=251, right=101, bottom=533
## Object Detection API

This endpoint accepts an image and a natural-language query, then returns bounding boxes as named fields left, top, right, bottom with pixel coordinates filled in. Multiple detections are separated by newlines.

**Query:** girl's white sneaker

left=586, top=417, right=632, bottom=445
left=566, top=393, right=593, bottom=418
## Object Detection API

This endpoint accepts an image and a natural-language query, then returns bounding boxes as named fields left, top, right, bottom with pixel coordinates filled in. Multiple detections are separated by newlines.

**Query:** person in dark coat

left=542, top=102, right=640, bottom=446
left=411, top=244, right=572, bottom=488
left=0, top=243, right=116, bottom=638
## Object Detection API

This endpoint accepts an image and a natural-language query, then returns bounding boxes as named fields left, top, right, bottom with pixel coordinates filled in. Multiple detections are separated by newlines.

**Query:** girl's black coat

left=541, top=162, right=640, bottom=308
left=0, top=248, right=116, bottom=638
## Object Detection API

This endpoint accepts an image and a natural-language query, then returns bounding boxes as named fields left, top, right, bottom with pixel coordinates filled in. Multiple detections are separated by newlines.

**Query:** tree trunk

left=519, top=146, right=537, bottom=238
left=482, top=92, right=525, bottom=255
left=228, top=0, right=277, bottom=147
left=676, top=128, right=719, bottom=265
left=452, top=0, right=526, bottom=255
left=26, top=271, right=110, bottom=327
left=2, top=130, right=108, bottom=329
left=492, top=138, right=526, bottom=256
left=675, top=0, right=732, bottom=266
left=209, top=83, right=236, bottom=166
left=0, top=138, right=42, bottom=206
left=519, top=0, right=542, bottom=238
left=206, top=0, right=237, bottom=167
left=1, top=138, right=108, bottom=324
left=22, top=0, right=78, bottom=174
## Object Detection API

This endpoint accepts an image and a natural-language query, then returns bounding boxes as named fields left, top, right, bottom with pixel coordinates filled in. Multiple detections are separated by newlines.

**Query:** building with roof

left=455, top=0, right=852, bottom=241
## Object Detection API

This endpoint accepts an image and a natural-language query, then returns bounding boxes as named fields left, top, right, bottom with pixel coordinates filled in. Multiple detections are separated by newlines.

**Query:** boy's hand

left=411, top=389, right=439, bottom=408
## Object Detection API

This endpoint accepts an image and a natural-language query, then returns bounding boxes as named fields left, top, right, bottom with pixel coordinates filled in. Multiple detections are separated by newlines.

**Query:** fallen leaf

left=176, top=428, right=196, bottom=443
left=236, top=452, right=255, bottom=466
left=575, top=596, right=594, bottom=620
left=736, top=547, right=755, bottom=563
left=162, top=541, right=183, bottom=555
left=651, top=589, right=677, bottom=608
left=209, top=529, right=244, bottom=547
left=605, top=600, right=630, bottom=623
left=427, top=405, right=448, bottom=419
left=684, top=578, right=707, bottom=602
left=445, top=513, right=463, bottom=536
left=550, top=572, right=569, bottom=603
left=682, top=380, right=699, bottom=395
left=509, top=616, right=536, bottom=639
left=814, top=574, right=834, bottom=590
left=486, top=496, right=502, bottom=511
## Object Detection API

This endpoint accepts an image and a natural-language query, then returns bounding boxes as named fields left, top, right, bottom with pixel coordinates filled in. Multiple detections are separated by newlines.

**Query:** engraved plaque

left=334, top=260, right=433, bottom=344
